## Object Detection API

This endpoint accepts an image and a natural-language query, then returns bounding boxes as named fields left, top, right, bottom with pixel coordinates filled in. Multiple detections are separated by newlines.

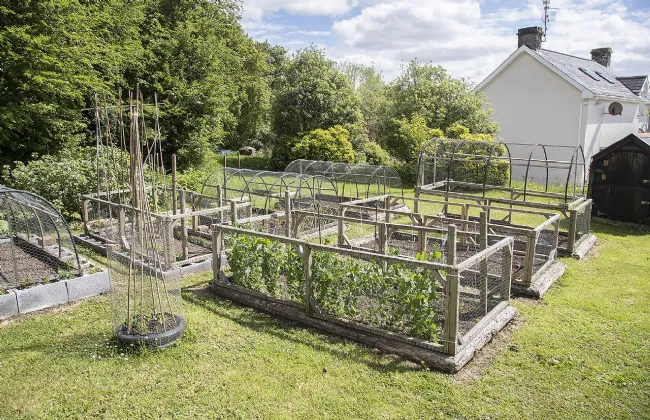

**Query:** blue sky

left=241, top=0, right=650, bottom=83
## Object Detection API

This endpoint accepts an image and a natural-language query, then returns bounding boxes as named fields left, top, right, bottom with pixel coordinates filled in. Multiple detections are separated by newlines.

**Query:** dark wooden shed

left=588, top=133, right=650, bottom=224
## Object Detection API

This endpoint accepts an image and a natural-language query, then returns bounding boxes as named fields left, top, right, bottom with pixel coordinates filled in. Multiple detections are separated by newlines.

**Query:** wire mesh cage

left=285, top=160, right=404, bottom=200
left=0, top=185, right=81, bottom=291
left=89, top=89, right=186, bottom=348
left=202, top=168, right=341, bottom=216
left=418, top=138, right=587, bottom=202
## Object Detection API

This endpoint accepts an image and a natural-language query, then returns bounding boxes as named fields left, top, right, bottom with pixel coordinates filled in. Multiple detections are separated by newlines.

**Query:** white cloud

left=242, top=0, right=356, bottom=21
left=241, top=0, right=650, bottom=82
left=329, top=0, right=650, bottom=81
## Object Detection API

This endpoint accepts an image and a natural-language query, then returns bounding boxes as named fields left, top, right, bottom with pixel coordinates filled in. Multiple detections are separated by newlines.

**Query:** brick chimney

left=591, top=48, right=612, bottom=67
left=517, top=27, right=543, bottom=51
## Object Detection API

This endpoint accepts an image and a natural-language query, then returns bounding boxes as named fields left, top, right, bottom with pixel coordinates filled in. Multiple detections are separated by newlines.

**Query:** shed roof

left=591, top=133, right=650, bottom=162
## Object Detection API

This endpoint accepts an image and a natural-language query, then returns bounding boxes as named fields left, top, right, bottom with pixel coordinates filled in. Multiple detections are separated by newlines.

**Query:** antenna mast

left=541, top=0, right=558, bottom=42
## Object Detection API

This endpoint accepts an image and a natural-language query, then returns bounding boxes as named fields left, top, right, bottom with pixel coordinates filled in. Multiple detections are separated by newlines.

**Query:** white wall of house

left=582, top=99, right=649, bottom=161
left=481, top=53, right=583, bottom=152
left=481, top=53, right=584, bottom=184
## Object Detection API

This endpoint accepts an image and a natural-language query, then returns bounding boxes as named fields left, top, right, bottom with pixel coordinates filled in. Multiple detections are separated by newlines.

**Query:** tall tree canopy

left=272, top=47, right=364, bottom=147
left=0, top=0, right=270, bottom=168
left=387, top=61, right=498, bottom=137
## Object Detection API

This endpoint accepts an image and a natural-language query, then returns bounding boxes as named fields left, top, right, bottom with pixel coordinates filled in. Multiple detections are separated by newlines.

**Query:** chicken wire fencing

left=284, top=159, right=404, bottom=200
left=202, top=168, right=341, bottom=216
left=0, top=185, right=81, bottom=290
left=418, top=138, right=587, bottom=203
left=214, top=224, right=513, bottom=354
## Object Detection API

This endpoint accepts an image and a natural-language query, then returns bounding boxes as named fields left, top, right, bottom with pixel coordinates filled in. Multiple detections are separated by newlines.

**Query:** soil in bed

left=0, top=242, right=59, bottom=290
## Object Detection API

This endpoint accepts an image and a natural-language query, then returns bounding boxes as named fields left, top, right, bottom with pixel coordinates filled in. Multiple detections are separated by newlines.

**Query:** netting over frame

left=202, top=168, right=341, bottom=215
left=0, top=185, right=81, bottom=290
left=418, top=138, right=587, bottom=202
left=285, top=159, right=404, bottom=199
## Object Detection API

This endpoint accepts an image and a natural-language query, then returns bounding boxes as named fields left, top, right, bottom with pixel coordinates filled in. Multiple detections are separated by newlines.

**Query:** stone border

left=0, top=267, right=110, bottom=321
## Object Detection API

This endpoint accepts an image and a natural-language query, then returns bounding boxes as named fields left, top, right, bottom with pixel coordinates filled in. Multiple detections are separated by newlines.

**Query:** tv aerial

left=542, top=0, right=559, bottom=42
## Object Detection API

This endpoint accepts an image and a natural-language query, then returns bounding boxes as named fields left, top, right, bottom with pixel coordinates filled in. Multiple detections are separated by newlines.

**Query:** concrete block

left=0, top=291, right=18, bottom=320
left=178, top=258, right=212, bottom=276
left=16, top=281, right=69, bottom=314
left=66, top=270, right=110, bottom=301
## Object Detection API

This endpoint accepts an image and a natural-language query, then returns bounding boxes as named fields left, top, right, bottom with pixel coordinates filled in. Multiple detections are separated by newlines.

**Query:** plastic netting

left=0, top=186, right=81, bottom=290
left=285, top=159, right=404, bottom=200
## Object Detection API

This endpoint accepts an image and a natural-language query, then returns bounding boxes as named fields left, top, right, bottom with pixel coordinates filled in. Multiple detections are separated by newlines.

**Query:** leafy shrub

left=385, top=114, right=440, bottom=163
left=2, top=146, right=128, bottom=218
left=291, top=126, right=356, bottom=163
left=362, top=142, right=391, bottom=166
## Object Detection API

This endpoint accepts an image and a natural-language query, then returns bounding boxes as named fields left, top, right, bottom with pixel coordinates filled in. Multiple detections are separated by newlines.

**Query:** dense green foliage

left=291, top=126, right=356, bottom=164
left=226, top=232, right=441, bottom=341
left=361, top=141, right=391, bottom=166
left=0, top=0, right=270, bottom=168
left=1, top=147, right=128, bottom=217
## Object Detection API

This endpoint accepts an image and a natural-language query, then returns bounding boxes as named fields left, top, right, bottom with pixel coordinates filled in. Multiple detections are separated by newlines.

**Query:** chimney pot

left=591, top=48, right=613, bottom=67
left=517, top=27, right=543, bottom=51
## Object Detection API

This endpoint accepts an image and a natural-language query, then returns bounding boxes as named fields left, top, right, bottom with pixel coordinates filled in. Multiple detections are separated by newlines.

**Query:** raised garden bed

left=210, top=224, right=516, bottom=373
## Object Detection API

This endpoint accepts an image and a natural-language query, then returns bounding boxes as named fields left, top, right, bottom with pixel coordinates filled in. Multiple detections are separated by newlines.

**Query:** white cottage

left=476, top=27, right=650, bottom=168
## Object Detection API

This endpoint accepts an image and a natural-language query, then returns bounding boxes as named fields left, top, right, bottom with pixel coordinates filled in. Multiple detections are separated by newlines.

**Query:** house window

left=595, top=71, right=615, bottom=84
left=579, top=68, right=600, bottom=81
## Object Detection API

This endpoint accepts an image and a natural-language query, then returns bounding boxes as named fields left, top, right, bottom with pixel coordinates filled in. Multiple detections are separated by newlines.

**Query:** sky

left=240, top=0, right=650, bottom=84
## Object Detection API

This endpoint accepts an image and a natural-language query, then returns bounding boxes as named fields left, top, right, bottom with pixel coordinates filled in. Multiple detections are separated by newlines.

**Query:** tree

left=272, top=47, right=365, bottom=147
left=290, top=126, right=356, bottom=163
left=387, top=61, right=498, bottom=137
left=386, top=114, right=443, bottom=163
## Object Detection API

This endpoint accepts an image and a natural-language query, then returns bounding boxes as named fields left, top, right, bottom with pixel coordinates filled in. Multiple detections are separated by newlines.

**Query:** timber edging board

left=209, top=281, right=516, bottom=373
left=511, top=261, right=567, bottom=298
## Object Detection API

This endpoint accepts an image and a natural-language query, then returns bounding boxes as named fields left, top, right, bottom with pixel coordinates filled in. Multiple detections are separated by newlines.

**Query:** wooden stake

left=171, top=154, right=178, bottom=215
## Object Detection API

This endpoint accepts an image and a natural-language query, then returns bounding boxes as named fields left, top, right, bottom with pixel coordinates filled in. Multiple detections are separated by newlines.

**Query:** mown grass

left=0, top=221, right=649, bottom=419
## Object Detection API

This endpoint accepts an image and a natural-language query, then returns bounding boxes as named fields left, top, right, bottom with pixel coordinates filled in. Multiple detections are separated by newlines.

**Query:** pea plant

left=225, top=234, right=443, bottom=342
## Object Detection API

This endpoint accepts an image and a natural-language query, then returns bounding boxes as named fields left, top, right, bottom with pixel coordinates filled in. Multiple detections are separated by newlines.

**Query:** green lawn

left=0, top=221, right=649, bottom=418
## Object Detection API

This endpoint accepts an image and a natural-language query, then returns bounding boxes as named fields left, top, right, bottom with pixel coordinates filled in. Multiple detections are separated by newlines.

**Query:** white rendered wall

left=480, top=53, right=584, bottom=185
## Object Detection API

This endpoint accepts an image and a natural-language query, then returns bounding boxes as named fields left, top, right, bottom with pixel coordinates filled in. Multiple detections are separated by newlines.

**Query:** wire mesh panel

left=0, top=186, right=81, bottom=290
left=202, top=168, right=340, bottom=216
left=456, top=242, right=511, bottom=338
left=418, top=138, right=587, bottom=203
left=285, top=159, right=404, bottom=200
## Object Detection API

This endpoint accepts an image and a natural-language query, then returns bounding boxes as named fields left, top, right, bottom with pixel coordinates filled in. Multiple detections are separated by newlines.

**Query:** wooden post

left=82, top=199, right=89, bottom=234
left=378, top=222, right=387, bottom=254
left=171, top=154, right=178, bottom=215
left=384, top=196, right=392, bottom=223
left=191, top=192, right=198, bottom=231
left=216, top=184, right=223, bottom=223
left=460, top=203, right=469, bottom=245
left=479, top=212, right=489, bottom=315
left=230, top=200, right=238, bottom=226
left=237, top=151, right=241, bottom=168
left=444, top=224, right=459, bottom=355
left=337, top=207, right=345, bottom=248
left=163, top=219, right=174, bottom=268
left=501, top=240, right=513, bottom=301
left=212, top=225, right=223, bottom=283
left=179, top=190, right=189, bottom=261
left=303, top=245, right=313, bottom=314
left=524, top=229, right=537, bottom=286
left=284, top=189, right=291, bottom=237
left=223, top=153, right=227, bottom=168
left=567, top=209, right=578, bottom=254
left=414, top=189, right=420, bottom=214
left=417, top=216, right=427, bottom=255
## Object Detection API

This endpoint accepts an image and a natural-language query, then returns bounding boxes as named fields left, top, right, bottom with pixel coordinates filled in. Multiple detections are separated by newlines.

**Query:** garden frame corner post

left=210, top=220, right=516, bottom=372
left=0, top=185, right=82, bottom=291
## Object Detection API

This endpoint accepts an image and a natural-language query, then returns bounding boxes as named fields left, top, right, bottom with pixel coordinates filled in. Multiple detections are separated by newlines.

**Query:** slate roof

left=536, top=49, right=643, bottom=101
left=616, top=76, right=647, bottom=95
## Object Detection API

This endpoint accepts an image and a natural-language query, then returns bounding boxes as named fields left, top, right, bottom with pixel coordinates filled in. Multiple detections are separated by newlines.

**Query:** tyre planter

left=115, top=313, right=186, bottom=348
